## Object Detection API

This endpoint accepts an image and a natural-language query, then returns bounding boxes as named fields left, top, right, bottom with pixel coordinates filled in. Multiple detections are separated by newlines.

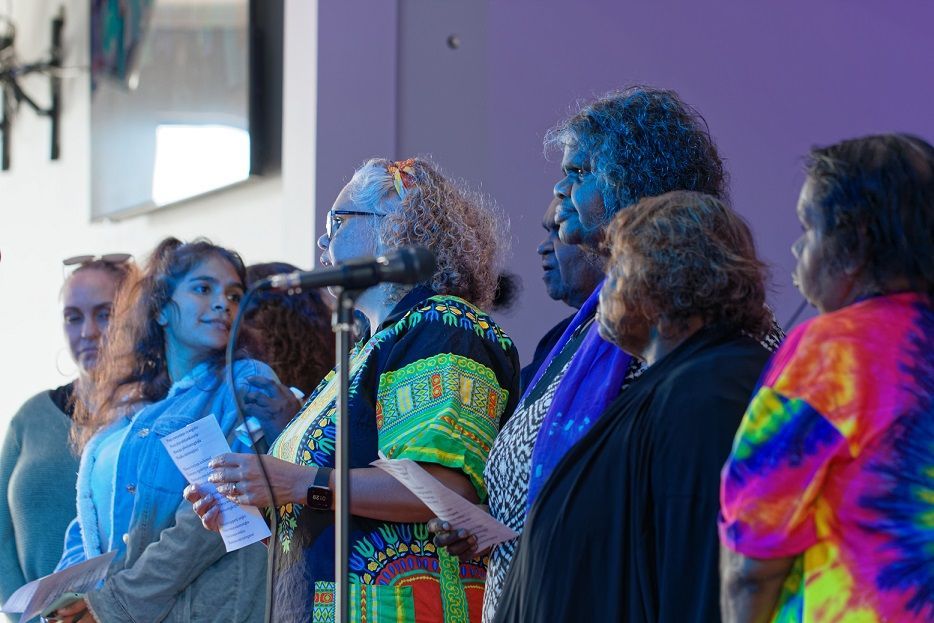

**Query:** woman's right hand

left=184, top=484, right=225, bottom=533
left=427, top=518, right=486, bottom=561
left=48, top=597, right=96, bottom=622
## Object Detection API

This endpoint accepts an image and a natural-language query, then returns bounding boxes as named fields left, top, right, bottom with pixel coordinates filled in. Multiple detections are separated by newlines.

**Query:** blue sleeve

left=55, top=517, right=87, bottom=572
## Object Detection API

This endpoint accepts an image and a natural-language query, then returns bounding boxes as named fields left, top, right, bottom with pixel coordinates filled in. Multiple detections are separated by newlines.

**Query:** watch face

left=307, top=486, right=332, bottom=510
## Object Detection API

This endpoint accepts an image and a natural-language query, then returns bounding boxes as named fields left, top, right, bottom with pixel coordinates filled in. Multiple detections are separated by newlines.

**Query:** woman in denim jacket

left=54, top=238, right=278, bottom=623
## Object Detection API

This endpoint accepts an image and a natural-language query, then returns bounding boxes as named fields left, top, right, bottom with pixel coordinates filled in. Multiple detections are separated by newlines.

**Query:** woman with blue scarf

left=495, top=191, right=775, bottom=622
left=431, top=86, right=782, bottom=622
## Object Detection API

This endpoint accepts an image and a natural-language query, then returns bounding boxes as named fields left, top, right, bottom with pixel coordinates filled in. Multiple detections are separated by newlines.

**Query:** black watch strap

left=306, top=467, right=334, bottom=510
left=314, top=467, right=333, bottom=488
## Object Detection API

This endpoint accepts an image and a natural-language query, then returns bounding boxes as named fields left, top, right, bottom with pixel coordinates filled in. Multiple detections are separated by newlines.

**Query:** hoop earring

left=55, top=348, right=78, bottom=378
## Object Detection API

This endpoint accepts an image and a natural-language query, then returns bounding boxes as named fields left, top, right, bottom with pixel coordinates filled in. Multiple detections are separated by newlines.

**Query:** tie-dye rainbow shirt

left=719, top=292, right=934, bottom=623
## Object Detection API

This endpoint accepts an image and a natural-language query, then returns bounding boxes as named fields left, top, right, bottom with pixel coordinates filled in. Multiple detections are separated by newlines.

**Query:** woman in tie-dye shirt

left=719, top=134, right=934, bottom=623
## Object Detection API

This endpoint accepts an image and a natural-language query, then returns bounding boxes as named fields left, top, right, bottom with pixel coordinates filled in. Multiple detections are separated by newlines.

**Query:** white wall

left=0, top=0, right=317, bottom=433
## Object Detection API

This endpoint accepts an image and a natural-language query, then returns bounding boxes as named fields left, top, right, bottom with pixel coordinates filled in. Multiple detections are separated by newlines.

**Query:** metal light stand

left=332, top=287, right=360, bottom=623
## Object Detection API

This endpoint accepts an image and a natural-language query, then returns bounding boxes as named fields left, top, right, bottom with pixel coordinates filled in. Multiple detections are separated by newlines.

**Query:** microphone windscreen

left=404, top=247, right=437, bottom=282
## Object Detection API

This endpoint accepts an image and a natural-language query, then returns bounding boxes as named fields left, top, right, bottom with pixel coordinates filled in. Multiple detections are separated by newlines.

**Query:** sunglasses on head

left=62, top=253, right=133, bottom=267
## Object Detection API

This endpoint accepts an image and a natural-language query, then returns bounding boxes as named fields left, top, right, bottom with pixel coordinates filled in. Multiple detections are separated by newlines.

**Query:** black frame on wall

left=249, top=0, right=283, bottom=176
left=89, top=0, right=284, bottom=221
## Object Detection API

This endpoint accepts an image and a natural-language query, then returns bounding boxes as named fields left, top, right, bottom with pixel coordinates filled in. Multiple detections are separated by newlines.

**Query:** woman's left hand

left=427, top=518, right=484, bottom=561
left=207, top=453, right=316, bottom=508
left=240, top=376, right=301, bottom=437
left=48, top=598, right=97, bottom=622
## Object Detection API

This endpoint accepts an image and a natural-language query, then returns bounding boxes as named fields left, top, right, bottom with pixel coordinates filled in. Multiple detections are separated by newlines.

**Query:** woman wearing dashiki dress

left=187, top=157, right=520, bottom=623
left=719, top=134, right=934, bottom=623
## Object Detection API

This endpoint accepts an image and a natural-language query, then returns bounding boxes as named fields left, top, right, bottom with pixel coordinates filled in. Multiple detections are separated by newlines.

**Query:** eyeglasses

left=326, top=210, right=385, bottom=239
left=63, top=253, right=133, bottom=267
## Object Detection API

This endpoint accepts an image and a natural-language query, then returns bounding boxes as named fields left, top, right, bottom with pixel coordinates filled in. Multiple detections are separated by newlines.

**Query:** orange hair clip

left=387, top=158, right=417, bottom=199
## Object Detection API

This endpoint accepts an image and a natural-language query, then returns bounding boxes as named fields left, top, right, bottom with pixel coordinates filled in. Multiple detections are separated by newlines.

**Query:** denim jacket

left=57, top=359, right=276, bottom=623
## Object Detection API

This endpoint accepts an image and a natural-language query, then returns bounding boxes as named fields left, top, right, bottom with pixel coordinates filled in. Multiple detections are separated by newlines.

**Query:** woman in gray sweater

left=0, top=255, right=131, bottom=611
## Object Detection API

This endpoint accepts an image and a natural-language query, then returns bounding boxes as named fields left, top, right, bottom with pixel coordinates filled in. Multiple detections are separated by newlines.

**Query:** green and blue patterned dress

left=269, top=287, right=520, bottom=623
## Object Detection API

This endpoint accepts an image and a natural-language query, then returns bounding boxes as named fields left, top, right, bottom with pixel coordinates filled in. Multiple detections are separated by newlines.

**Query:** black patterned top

left=482, top=321, right=645, bottom=622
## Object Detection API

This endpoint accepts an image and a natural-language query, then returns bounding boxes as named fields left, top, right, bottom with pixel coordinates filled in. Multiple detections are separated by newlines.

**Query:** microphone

left=256, top=246, right=437, bottom=292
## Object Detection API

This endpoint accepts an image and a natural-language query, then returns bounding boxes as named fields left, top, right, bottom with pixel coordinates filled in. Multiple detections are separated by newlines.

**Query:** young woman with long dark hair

left=54, top=238, right=277, bottom=623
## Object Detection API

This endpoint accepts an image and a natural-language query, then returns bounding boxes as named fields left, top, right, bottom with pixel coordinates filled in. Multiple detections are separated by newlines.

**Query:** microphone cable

left=225, top=283, right=279, bottom=623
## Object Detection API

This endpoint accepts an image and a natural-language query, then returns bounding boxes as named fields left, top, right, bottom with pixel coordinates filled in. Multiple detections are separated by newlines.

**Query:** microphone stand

left=247, top=247, right=434, bottom=623
left=332, top=287, right=359, bottom=623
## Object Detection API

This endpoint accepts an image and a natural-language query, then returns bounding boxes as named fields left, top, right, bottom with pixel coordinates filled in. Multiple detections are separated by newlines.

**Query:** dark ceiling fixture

left=0, top=7, right=64, bottom=171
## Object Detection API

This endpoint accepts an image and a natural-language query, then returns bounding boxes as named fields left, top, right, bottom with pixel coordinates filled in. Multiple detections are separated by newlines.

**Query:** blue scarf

left=524, top=281, right=634, bottom=510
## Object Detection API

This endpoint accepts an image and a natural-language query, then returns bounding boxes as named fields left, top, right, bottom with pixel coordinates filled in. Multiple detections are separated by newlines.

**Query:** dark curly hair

left=601, top=191, right=770, bottom=340
left=546, top=86, right=727, bottom=217
left=74, top=237, right=246, bottom=451
left=804, top=133, right=934, bottom=298
left=492, top=271, right=522, bottom=313
left=243, top=262, right=334, bottom=394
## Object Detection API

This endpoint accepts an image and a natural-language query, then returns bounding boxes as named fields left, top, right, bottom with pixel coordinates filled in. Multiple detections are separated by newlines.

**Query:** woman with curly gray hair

left=432, top=86, right=781, bottom=623
left=185, top=157, right=520, bottom=623
left=494, top=191, right=774, bottom=623
left=546, top=85, right=726, bottom=251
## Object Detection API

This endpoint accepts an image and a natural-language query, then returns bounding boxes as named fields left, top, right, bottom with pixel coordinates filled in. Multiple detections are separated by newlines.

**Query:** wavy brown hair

left=348, top=157, right=505, bottom=309
left=602, top=191, right=771, bottom=337
left=73, top=237, right=246, bottom=451
left=243, top=262, right=334, bottom=394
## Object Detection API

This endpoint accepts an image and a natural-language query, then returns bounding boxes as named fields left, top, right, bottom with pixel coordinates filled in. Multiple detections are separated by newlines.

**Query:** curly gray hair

left=546, top=86, right=727, bottom=219
left=346, top=157, right=506, bottom=309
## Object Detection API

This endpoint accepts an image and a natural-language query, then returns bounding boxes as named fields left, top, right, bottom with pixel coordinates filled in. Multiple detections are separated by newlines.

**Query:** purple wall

left=315, top=1, right=398, bottom=252
left=318, top=0, right=934, bottom=361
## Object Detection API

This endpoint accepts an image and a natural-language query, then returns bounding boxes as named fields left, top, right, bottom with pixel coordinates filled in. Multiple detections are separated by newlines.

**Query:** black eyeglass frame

left=326, top=210, right=386, bottom=239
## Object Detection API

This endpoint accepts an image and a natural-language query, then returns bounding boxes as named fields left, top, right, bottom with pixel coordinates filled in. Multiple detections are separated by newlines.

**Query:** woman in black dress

left=494, top=191, right=774, bottom=623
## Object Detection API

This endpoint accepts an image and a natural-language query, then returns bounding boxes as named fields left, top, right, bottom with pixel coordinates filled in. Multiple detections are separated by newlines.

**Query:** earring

left=55, top=348, right=78, bottom=378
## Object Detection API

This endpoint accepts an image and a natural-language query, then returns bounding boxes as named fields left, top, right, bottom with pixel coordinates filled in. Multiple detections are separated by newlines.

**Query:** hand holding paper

left=1, top=551, right=115, bottom=622
left=371, top=454, right=517, bottom=552
left=161, top=415, right=271, bottom=552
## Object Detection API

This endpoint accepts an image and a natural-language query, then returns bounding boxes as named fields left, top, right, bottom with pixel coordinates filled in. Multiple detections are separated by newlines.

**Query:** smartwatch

left=306, top=467, right=334, bottom=511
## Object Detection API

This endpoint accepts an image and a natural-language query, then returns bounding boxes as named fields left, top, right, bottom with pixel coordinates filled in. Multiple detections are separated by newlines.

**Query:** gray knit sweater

left=0, top=388, right=79, bottom=606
